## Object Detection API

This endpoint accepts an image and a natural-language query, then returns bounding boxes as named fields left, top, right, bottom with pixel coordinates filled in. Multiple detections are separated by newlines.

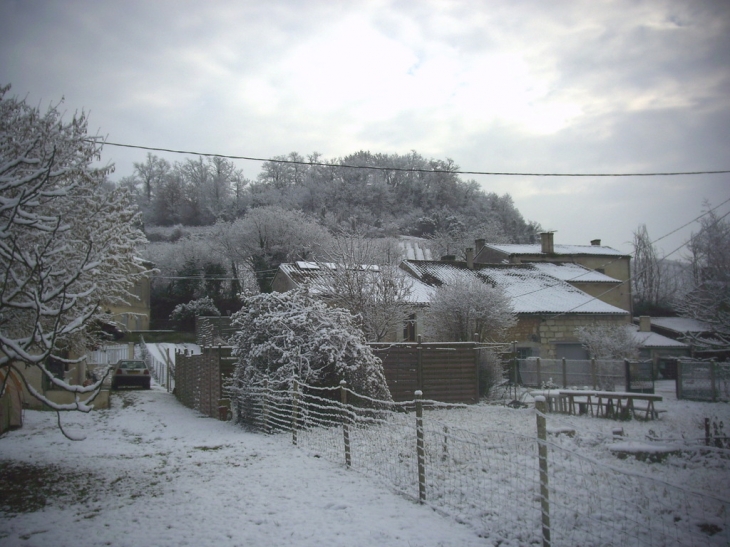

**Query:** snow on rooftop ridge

left=296, top=261, right=320, bottom=270
left=485, top=243, right=626, bottom=256
left=529, top=262, right=620, bottom=283
left=649, top=317, right=712, bottom=334
left=629, top=325, right=688, bottom=348
left=402, top=261, right=627, bottom=315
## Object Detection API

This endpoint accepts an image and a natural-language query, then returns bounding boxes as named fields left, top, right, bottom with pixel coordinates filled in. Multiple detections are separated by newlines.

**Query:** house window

left=403, top=313, right=417, bottom=342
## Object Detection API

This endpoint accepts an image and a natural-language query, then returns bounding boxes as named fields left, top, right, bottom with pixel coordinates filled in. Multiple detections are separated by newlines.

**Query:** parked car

left=111, top=360, right=151, bottom=390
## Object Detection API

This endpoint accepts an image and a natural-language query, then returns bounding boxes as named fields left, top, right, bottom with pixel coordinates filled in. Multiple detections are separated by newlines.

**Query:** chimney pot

left=540, top=232, right=554, bottom=254
left=639, top=316, right=651, bottom=332
left=591, top=239, right=601, bottom=246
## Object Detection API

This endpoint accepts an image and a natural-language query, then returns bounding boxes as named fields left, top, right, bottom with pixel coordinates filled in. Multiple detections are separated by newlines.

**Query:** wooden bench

left=531, top=389, right=663, bottom=420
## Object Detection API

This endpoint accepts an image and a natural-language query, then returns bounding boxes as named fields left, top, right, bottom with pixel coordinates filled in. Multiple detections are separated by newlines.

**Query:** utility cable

left=96, top=140, right=730, bottom=178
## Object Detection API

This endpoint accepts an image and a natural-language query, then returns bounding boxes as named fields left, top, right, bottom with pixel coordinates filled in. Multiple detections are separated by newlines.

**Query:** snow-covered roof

left=647, top=317, right=712, bottom=334
left=527, top=262, right=620, bottom=283
left=397, top=236, right=433, bottom=261
left=630, top=327, right=688, bottom=349
left=401, top=261, right=628, bottom=315
left=483, top=243, right=628, bottom=257
left=277, top=262, right=433, bottom=304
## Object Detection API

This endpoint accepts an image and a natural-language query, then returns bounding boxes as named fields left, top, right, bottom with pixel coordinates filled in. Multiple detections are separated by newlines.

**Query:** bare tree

left=212, top=206, right=332, bottom=292
left=422, top=275, right=516, bottom=342
left=0, top=86, right=148, bottom=433
left=575, top=324, right=639, bottom=360
left=323, top=235, right=415, bottom=342
left=677, top=206, right=730, bottom=353
left=632, top=224, right=663, bottom=310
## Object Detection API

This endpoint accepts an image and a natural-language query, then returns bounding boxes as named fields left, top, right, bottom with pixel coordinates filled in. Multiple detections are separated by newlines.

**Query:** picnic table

left=531, top=389, right=663, bottom=420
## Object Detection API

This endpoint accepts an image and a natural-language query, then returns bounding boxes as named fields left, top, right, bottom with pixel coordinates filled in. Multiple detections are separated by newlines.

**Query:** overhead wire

left=542, top=203, right=730, bottom=320
left=96, top=139, right=730, bottom=178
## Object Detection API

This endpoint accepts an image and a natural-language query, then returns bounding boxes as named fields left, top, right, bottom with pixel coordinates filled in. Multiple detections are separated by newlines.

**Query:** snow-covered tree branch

left=229, top=289, right=392, bottom=407
left=323, top=235, right=414, bottom=342
left=422, top=275, right=516, bottom=342
left=575, top=324, right=639, bottom=360
left=0, top=85, right=149, bottom=415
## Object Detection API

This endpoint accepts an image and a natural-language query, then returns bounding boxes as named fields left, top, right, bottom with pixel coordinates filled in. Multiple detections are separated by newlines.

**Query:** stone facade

left=508, top=314, right=628, bottom=359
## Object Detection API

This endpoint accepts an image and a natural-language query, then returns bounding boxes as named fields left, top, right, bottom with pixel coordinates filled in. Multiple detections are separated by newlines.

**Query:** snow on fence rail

left=233, top=380, right=730, bottom=547
left=677, top=359, right=730, bottom=402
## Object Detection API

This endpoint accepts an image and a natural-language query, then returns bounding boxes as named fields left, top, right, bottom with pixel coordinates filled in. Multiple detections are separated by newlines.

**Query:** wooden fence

left=370, top=341, right=479, bottom=404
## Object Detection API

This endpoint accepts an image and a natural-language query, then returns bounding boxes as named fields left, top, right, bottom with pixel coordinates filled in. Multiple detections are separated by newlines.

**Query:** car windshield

left=118, top=361, right=146, bottom=370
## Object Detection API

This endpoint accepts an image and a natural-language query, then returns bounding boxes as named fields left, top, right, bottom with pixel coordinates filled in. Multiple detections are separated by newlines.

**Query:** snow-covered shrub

left=478, top=348, right=505, bottom=398
left=229, top=289, right=392, bottom=422
left=422, top=275, right=516, bottom=342
left=575, top=324, right=639, bottom=360
left=169, top=297, right=221, bottom=332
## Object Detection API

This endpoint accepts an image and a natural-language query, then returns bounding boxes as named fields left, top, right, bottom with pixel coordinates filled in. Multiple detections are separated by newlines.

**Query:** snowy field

left=1, top=381, right=729, bottom=546
left=0, top=386, right=487, bottom=547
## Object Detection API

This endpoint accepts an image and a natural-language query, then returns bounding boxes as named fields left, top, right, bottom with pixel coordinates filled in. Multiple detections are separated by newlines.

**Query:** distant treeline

left=119, top=150, right=541, bottom=243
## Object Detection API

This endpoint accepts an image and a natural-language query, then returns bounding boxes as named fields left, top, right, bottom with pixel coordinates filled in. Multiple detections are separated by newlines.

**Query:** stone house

left=630, top=316, right=692, bottom=378
left=271, top=261, right=432, bottom=342
left=473, top=232, right=632, bottom=313
left=400, top=259, right=630, bottom=359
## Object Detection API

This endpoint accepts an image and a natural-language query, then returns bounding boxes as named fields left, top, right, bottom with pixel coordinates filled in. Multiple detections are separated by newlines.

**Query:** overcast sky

left=1, top=0, right=728, bottom=255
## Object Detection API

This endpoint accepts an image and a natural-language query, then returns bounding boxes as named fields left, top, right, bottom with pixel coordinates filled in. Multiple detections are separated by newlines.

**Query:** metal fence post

left=415, top=390, right=426, bottom=503
left=340, top=380, right=351, bottom=468
left=676, top=360, right=683, bottom=400
left=292, top=379, right=299, bottom=446
left=535, top=396, right=551, bottom=547
left=591, top=358, right=597, bottom=390
left=561, top=357, right=567, bottom=388
left=262, top=378, right=269, bottom=433
left=536, top=357, right=542, bottom=388
left=417, top=335, right=424, bottom=392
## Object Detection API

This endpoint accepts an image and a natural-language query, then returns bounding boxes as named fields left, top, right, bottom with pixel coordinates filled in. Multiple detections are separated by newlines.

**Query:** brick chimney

left=466, top=247, right=474, bottom=269
left=591, top=239, right=601, bottom=246
left=639, top=316, right=651, bottom=332
left=540, top=232, right=554, bottom=254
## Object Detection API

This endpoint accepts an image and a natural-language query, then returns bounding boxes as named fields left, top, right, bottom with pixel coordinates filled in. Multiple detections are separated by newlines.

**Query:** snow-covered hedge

left=169, top=297, right=221, bottom=332
left=229, top=289, right=392, bottom=415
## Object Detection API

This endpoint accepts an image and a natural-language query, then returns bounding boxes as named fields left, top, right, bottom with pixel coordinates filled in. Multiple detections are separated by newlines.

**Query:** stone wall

left=508, top=314, right=628, bottom=359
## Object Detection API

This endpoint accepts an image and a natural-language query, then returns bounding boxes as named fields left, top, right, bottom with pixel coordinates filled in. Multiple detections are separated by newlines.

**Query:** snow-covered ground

left=1, top=380, right=729, bottom=546
left=0, top=386, right=487, bottom=547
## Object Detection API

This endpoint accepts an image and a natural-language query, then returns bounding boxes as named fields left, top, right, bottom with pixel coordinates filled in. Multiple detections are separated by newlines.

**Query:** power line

left=542, top=204, right=730, bottom=319
left=97, top=140, right=730, bottom=178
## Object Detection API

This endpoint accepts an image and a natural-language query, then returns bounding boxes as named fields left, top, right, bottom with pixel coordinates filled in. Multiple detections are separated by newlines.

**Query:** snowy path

left=0, top=386, right=486, bottom=547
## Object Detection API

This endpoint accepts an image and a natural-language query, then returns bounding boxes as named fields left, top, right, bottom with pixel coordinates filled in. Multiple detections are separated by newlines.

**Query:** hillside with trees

left=121, top=151, right=542, bottom=328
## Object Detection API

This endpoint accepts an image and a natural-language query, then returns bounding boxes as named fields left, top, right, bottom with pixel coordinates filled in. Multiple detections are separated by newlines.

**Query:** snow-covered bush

left=229, top=289, right=392, bottom=421
left=575, top=324, right=639, bottom=360
left=478, top=348, right=505, bottom=398
left=422, top=275, right=516, bottom=342
left=169, top=297, right=221, bottom=332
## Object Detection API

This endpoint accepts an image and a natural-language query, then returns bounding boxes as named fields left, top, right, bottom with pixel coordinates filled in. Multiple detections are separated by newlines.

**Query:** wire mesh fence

left=677, top=360, right=730, bottom=402
left=517, top=358, right=650, bottom=392
left=233, top=380, right=730, bottom=546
